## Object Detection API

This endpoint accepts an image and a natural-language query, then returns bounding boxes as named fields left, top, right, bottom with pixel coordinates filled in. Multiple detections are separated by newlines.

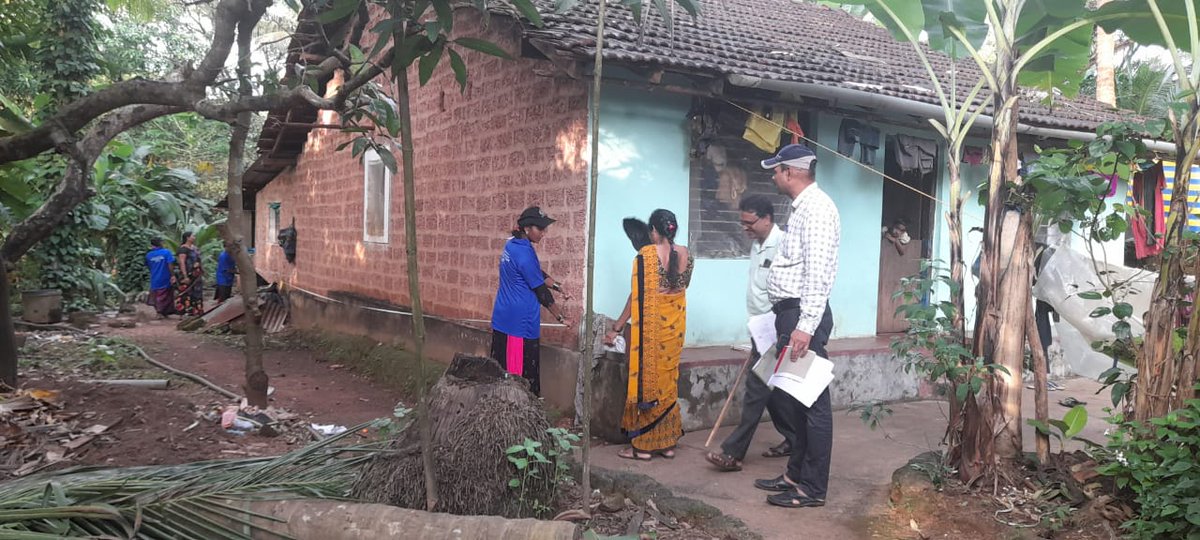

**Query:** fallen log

left=221, top=499, right=577, bottom=540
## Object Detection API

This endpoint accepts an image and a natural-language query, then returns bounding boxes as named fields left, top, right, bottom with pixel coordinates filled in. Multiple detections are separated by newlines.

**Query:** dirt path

left=112, top=318, right=398, bottom=426
left=6, top=318, right=402, bottom=478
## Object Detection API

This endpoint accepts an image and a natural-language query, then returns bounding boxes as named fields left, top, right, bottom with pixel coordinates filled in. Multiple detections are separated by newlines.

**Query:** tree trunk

left=391, top=14, right=438, bottom=512
left=1140, top=101, right=1200, bottom=421
left=221, top=10, right=269, bottom=408
left=0, top=104, right=180, bottom=391
left=1093, top=0, right=1117, bottom=107
left=1027, top=307, right=1051, bottom=464
left=965, top=5, right=1029, bottom=474
left=577, top=0, right=609, bottom=512
left=0, top=261, right=18, bottom=389
left=941, top=157, right=968, bottom=471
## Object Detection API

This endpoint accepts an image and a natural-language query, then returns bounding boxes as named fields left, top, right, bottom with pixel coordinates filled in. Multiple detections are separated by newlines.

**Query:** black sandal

left=705, top=452, right=742, bottom=472
left=767, top=486, right=825, bottom=508
left=753, top=475, right=793, bottom=492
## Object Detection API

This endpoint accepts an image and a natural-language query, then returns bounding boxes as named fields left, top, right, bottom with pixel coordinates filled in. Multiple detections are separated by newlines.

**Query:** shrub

left=1098, top=392, right=1200, bottom=539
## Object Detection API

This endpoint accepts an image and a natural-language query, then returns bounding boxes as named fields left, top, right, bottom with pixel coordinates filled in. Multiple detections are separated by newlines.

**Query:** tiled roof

left=528, top=0, right=1127, bottom=132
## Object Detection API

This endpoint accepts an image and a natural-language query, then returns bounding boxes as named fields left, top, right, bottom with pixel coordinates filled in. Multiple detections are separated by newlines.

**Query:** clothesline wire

left=721, top=98, right=987, bottom=223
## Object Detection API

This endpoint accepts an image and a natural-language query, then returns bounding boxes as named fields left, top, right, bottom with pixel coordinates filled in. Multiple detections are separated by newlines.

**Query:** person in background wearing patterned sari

left=174, top=231, right=205, bottom=316
left=604, top=209, right=694, bottom=461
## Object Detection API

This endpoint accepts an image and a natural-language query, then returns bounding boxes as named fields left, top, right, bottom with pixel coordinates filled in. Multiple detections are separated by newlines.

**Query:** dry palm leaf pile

left=0, top=420, right=385, bottom=539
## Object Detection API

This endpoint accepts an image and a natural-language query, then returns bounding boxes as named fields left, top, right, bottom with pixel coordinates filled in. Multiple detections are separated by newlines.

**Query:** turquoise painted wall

left=589, top=86, right=1131, bottom=345
left=591, top=87, right=896, bottom=344
left=813, top=112, right=885, bottom=338
left=590, top=86, right=779, bottom=345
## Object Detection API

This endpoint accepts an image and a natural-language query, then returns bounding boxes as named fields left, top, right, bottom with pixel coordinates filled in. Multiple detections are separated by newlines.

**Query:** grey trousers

left=719, top=347, right=794, bottom=461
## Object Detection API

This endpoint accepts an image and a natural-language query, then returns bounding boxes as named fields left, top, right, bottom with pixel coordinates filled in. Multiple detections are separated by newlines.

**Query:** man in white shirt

left=705, top=195, right=793, bottom=472
left=753, top=143, right=841, bottom=509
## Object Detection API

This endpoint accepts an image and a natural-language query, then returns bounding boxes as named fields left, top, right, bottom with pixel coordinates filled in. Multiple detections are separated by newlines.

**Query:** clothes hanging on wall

left=1130, top=162, right=1166, bottom=259
left=743, top=106, right=783, bottom=153
left=891, top=135, right=937, bottom=175
left=837, top=118, right=880, bottom=165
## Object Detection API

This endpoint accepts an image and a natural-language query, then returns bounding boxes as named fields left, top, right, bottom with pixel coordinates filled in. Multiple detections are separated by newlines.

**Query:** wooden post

left=579, top=0, right=608, bottom=514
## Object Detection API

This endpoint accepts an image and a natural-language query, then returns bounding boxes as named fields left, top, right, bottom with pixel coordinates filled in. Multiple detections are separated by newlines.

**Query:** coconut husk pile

left=350, top=354, right=557, bottom=517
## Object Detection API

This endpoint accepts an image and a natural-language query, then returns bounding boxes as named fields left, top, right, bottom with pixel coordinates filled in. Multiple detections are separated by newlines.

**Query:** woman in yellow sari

left=604, top=209, right=694, bottom=460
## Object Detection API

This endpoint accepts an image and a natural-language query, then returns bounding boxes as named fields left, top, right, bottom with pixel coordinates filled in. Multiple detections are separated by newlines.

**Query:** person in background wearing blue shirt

left=490, top=206, right=573, bottom=396
left=214, top=242, right=238, bottom=303
left=145, top=237, right=177, bottom=318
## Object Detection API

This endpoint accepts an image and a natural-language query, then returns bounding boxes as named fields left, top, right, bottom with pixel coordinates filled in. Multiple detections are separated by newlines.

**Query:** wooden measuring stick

left=704, top=353, right=757, bottom=448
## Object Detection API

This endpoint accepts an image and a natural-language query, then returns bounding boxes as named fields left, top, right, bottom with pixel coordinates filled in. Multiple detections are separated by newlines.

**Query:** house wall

left=591, top=93, right=894, bottom=344
left=253, top=12, right=590, bottom=352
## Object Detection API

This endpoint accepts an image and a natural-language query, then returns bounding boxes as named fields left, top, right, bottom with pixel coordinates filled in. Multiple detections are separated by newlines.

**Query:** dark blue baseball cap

left=761, top=143, right=817, bottom=170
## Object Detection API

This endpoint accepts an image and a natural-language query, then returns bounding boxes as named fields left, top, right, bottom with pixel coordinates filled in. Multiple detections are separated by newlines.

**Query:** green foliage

left=890, top=260, right=1010, bottom=404
left=1027, top=405, right=1090, bottom=454
left=10, top=142, right=214, bottom=309
left=1023, top=119, right=1160, bottom=408
left=505, top=427, right=580, bottom=516
left=1097, top=390, right=1200, bottom=539
left=36, top=0, right=105, bottom=107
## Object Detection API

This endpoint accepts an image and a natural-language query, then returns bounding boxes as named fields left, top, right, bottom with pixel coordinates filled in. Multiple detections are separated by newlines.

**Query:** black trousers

left=490, top=329, right=541, bottom=396
left=767, top=301, right=834, bottom=500
left=1035, top=299, right=1054, bottom=364
left=720, top=344, right=794, bottom=460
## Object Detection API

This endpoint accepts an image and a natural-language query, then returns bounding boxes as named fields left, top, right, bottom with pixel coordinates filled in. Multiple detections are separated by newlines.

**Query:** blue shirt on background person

left=491, top=237, right=545, bottom=340
left=216, top=250, right=237, bottom=286
left=146, top=247, right=175, bottom=290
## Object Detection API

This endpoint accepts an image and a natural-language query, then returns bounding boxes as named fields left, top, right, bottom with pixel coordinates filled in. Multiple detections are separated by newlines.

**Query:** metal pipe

left=726, top=74, right=1177, bottom=153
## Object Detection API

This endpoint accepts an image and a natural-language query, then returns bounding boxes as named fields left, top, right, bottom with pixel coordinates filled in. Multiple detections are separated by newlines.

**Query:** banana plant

left=821, top=0, right=1131, bottom=480
left=1095, top=0, right=1200, bottom=422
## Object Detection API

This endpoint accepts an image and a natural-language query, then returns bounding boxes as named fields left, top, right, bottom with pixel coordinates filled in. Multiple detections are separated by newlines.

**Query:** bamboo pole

left=579, top=0, right=608, bottom=514
left=704, top=355, right=752, bottom=447
left=392, top=9, right=438, bottom=512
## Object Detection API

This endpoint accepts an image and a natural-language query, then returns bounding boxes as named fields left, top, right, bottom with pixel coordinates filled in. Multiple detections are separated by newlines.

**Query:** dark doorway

left=877, top=135, right=939, bottom=334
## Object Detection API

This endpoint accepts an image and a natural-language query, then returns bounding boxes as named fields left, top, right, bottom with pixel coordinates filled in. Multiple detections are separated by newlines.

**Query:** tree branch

left=0, top=80, right=198, bottom=165
left=0, top=105, right=184, bottom=265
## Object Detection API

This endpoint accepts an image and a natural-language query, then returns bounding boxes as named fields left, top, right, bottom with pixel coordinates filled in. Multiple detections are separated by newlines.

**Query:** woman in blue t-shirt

left=490, top=206, right=573, bottom=396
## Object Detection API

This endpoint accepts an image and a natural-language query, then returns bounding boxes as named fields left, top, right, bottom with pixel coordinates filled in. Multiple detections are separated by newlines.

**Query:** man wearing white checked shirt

left=752, top=143, right=840, bottom=509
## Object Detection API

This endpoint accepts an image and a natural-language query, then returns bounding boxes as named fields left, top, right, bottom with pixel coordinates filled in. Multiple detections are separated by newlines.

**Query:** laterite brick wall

left=254, top=12, right=589, bottom=347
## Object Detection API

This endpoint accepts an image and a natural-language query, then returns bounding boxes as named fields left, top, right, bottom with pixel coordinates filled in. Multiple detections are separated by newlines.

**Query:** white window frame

left=268, top=202, right=281, bottom=235
left=362, top=148, right=392, bottom=244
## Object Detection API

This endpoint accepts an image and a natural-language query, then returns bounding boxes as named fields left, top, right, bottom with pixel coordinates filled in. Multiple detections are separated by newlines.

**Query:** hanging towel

left=893, top=135, right=938, bottom=175
left=743, top=107, right=782, bottom=153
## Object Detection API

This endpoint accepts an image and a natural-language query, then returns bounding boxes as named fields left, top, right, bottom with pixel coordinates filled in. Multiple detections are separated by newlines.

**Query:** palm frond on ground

left=0, top=421, right=388, bottom=539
